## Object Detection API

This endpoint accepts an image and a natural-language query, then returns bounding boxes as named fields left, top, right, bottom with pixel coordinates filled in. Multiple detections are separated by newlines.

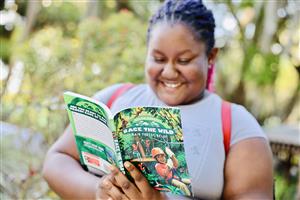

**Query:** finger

left=96, top=176, right=111, bottom=200
left=108, top=174, right=119, bottom=187
left=99, top=177, right=124, bottom=200
left=108, top=175, right=130, bottom=200
left=110, top=165, right=141, bottom=199
left=121, top=194, right=130, bottom=200
left=103, top=178, right=125, bottom=200
left=124, top=162, right=152, bottom=194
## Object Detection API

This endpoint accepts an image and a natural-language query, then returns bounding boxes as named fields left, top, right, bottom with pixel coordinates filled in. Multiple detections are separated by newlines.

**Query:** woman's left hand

left=110, top=161, right=167, bottom=200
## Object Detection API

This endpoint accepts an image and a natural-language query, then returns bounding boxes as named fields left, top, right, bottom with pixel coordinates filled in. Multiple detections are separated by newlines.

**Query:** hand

left=165, top=147, right=174, bottom=158
left=166, top=158, right=174, bottom=169
left=110, top=162, right=167, bottom=200
left=95, top=174, right=128, bottom=200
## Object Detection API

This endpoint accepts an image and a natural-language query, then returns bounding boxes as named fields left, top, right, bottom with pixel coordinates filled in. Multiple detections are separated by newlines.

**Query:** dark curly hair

left=147, top=0, right=215, bottom=55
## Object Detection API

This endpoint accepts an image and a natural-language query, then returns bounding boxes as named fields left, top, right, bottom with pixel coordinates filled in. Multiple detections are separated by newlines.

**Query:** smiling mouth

left=162, top=82, right=182, bottom=88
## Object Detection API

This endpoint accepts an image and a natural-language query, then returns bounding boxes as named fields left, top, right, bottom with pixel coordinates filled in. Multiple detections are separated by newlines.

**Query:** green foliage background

left=1, top=2, right=147, bottom=198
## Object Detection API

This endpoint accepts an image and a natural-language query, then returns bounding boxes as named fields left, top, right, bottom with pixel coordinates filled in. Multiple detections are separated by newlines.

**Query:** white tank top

left=93, top=84, right=267, bottom=199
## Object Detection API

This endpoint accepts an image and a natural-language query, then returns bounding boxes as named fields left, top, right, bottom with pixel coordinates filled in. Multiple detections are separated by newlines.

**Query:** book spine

left=113, top=132, right=125, bottom=173
left=109, top=119, right=125, bottom=174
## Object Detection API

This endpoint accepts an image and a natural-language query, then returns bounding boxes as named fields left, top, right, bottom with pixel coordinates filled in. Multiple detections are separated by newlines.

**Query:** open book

left=63, top=91, right=193, bottom=196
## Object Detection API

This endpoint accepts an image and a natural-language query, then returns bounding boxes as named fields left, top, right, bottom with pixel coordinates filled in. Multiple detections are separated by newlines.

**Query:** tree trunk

left=84, top=0, right=99, bottom=18
left=230, top=80, right=246, bottom=106
left=21, top=0, right=40, bottom=41
left=1, top=1, right=40, bottom=102
left=297, top=160, right=300, bottom=200
left=116, top=0, right=133, bottom=12
left=259, top=1, right=279, bottom=53
left=281, top=70, right=300, bottom=122
left=0, top=63, right=13, bottom=101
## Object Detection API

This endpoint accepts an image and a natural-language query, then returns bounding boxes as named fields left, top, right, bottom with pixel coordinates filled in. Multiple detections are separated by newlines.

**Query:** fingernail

left=109, top=165, right=118, bottom=175
left=124, top=162, right=133, bottom=171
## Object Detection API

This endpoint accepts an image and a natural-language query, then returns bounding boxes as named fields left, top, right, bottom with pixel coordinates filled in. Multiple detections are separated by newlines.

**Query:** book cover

left=64, top=92, right=117, bottom=175
left=114, top=107, right=192, bottom=196
left=64, top=91, right=193, bottom=196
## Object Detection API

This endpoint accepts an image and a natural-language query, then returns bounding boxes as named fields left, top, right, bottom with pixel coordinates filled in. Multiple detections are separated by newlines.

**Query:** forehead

left=148, top=23, right=205, bottom=53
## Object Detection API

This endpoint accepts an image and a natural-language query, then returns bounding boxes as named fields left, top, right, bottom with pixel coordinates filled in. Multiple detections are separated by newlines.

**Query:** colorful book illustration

left=64, top=91, right=193, bottom=196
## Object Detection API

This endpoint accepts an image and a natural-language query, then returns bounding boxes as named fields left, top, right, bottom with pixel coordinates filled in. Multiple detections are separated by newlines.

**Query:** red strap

left=222, top=101, right=231, bottom=156
left=107, top=83, right=135, bottom=109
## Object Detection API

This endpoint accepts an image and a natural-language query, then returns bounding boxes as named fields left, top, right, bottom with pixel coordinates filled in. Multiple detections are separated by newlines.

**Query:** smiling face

left=155, top=154, right=166, bottom=164
left=145, top=23, right=216, bottom=106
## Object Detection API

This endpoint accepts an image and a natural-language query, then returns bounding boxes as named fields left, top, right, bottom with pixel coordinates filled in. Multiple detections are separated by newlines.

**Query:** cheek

left=194, top=61, right=208, bottom=79
left=145, top=62, right=161, bottom=80
left=182, top=65, right=206, bottom=83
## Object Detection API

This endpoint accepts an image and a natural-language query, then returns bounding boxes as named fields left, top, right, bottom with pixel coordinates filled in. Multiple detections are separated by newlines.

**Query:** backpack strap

left=107, top=83, right=135, bottom=109
left=221, top=101, right=232, bottom=156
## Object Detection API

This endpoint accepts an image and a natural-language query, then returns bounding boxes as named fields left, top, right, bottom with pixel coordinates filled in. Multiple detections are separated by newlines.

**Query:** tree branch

left=226, top=0, right=246, bottom=48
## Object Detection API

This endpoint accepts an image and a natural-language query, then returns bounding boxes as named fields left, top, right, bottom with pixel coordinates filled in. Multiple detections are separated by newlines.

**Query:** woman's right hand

left=96, top=174, right=128, bottom=200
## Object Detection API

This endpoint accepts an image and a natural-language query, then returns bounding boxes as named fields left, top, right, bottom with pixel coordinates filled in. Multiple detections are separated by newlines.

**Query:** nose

left=161, top=62, right=179, bottom=79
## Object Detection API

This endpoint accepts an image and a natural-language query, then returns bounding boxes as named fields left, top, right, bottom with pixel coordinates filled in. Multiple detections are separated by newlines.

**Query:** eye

left=154, top=57, right=166, bottom=64
left=177, top=59, right=191, bottom=65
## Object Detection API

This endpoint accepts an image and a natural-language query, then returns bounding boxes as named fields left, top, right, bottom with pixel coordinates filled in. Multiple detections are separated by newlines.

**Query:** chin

left=150, top=84, right=186, bottom=105
left=165, top=101, right=181, bottom=106
left=160, top=96, right=183, bottom=106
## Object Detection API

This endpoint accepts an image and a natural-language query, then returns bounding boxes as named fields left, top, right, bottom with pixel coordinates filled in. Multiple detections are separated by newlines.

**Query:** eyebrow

left=152, top=49, right=193, bottom=56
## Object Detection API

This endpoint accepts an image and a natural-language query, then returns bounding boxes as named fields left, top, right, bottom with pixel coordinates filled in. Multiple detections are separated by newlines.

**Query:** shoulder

left=119, top=84, right=149, bottom=95
left=229, top=103, right=267, bottom=146
left=92, top=83, right=142, bottom=104
left=110, top=84, right=161, bottom=109
left=202, top=93, right=267, bottom=146
left=222, top=104, right=273, bottom=198
left=92, top=84, right=123, bottom=103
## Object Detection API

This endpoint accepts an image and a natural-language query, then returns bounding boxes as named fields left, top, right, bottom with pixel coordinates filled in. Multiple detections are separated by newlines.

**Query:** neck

left=182, top=90, right=205, bottom=105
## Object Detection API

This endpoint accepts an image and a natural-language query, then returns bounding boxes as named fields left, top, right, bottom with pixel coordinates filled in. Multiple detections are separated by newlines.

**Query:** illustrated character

left=144, top=138, right=152, bottom=157
left=134, top=135, right=146, bottom=158
left=132, top=143, right=142, bottom=160
left=152, top=147, right=191, bottom=196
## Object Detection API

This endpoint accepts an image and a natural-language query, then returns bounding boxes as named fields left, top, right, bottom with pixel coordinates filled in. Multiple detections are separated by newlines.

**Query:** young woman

left=43, top=0, right=273, bottom=199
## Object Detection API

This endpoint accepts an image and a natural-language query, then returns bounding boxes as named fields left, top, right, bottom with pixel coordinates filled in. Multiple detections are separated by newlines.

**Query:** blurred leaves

left=214, top=0, right=299, bottom=124
left=1, top=3, right=148, bottom=197
left=36, top=2, right=81, bottom=37
left=1, top=123, right=52, bottom=199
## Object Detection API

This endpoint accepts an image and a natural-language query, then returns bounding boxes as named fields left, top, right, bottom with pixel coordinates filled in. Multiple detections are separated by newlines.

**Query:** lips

left=161, top=81, right=182, bottom=88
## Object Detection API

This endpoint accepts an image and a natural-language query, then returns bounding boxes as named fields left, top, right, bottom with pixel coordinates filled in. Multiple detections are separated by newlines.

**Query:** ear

left=208, top=48, right=218, bottom=65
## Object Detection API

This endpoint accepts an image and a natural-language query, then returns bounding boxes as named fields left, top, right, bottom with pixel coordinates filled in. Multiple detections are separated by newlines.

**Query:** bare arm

left=171, top=155, right=179, bottom=168
left=223, top=137, right=273, bottom=200
left=42, top=126, right=101, bottom=199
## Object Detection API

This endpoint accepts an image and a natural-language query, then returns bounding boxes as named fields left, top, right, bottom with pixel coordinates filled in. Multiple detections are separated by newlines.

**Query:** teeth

left=163, top=82, right=181, bottom=88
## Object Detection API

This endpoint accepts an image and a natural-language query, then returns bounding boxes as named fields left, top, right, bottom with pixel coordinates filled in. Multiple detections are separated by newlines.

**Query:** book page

left=114, top=107, right=193, bottom=197
left=64, top=92, right=116, bottom=175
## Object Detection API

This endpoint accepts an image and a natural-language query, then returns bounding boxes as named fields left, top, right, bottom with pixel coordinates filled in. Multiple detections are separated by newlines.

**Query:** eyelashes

left=153, top=57, right=191, bottom=65
left=153, top=58, right=165, bottom=64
